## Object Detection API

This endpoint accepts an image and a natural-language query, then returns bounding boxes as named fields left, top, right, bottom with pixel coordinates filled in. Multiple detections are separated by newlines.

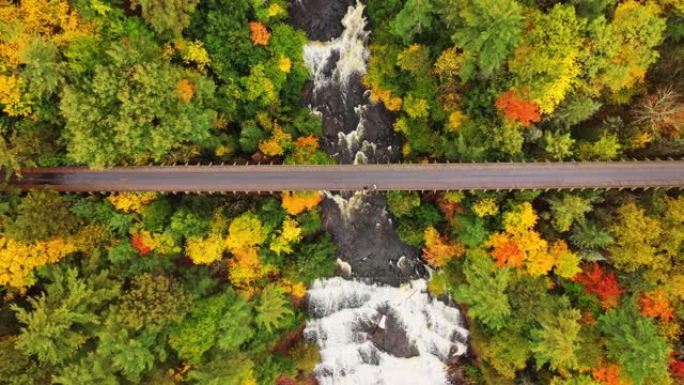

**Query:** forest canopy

left=0, top=1, right=683, bottom=385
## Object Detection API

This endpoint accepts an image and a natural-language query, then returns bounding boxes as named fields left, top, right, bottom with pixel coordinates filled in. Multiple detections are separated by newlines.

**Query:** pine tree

left=255, top=284, right=293, bottom=333
left=547, top=194, right=594, bottom=233
left=446, top=0, right=524, bottom=80
left=12, top=267, right=120, bottom=365
left=598, top=300, right=671, bottom=385
left=453, top=249, right=512, bottom=331
left=570, top=221, right=614, bottom=250
left=129, top=0, right=200, bottom=37
left=531, top=308, right=583, bottom=372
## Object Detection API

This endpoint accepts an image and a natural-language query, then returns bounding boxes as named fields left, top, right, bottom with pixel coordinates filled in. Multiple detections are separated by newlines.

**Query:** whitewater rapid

left=304, top=278, right=469, bottom=385
left=298, top=3, right=469, bottom=383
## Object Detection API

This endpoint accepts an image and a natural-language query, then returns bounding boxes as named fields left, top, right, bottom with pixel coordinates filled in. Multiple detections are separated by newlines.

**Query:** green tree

left=453, top=249, right=511, bottom=331
left=255, top=284, right=293, bottom=333
left=4, top=190, right=78, bottom=241
left=476, top=323, right=532, bottom=379
left=12, top=267, right=120, bottom=365
left=387, top=191, right=421, bottom=218
left=551, top=94, right=602, bottom=129
left=575, top=132, right=622, bottom=161
left=570, top=221, right=614, bottom=250
left=446, top=0, right=524, bottom=80
left=285, top=233, right=336, bottom=285
left=188, top=0, right=261, bottom=80
left=115, top=274, right=190, bottom=331
left=238, top=121, right=268, bottom=153
left=0, top=337, right=51, bottom=385
left=60, top=32, right=216, bottom=167
left=94, top=322, right=156, bottom=382
left=390, top=0, right=436, bottom=44
left=129, top=0, right=200, bottom=37
left=169, top=292, right=229, bottom=364
left=531, top=308, right=583, bottom=372
left=570, top=0, right=616, bottom=19
left=547, top=194, right=593, bottom=233
left=169, top=288, right=261, bottom=364
left=187, top=353, right=255, bottom=385
left=543, top=130, right=576, bottom=161
left=140, top=199, right=173, bottom=233
left=598, top=300, right=671, bottom=385
left=608, top=202, right=663, bottom=272
left=216, top=297, right=254, bottom=352
left=52, top=352, right=119, bottom=385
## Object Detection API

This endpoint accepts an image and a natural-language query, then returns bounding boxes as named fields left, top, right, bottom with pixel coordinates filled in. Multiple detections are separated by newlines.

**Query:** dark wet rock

left=303, top=74, right=402, bottom=164
left=288, top=0, right=358, bottom=41
left=321, top=193, right=427, bottom=285
left=447, top=356, right=467, bottom=385
left=358, top=344, right=381, bottom=365
left=293, top=0, right=422, bottom=286
left=371, top=308, right=420, bottom=358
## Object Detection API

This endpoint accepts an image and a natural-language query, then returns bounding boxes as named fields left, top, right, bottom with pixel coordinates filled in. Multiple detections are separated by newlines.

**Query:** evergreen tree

left=12, top=267, right=120, bottom=365
left=599, top=300, right=671, bottom=385
left=453, top=249, right=512, bottom=331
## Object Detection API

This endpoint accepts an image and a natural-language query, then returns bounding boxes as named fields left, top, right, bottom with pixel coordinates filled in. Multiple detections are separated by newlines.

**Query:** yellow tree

left=583, top=0, right=666, bottom=93
left=508, top=4, right=583, bottom=114
left=0, top=0, right=92, bottom=116
left=486, top=202, right=580, bottom=277
left=225, top=212, right=270, bottom=295
left=281, top=191, right=322, bottom=216
left=422, top=226, right=465, bottom=268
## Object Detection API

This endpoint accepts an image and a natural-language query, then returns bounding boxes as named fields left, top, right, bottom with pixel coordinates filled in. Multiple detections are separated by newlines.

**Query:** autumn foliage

left=488, top=233, right=524, bottom=268
left=175, top=78, right=195, bottom=103
left=131, top=233, right=153, bottom=256
left=639, top=290, right=674, bottom=322
left=107, top=192, right=158, bottom=214
left=574, top=263, right=622, bottom=309
left=422, top=226, right=465, bottom=267
left=0, top=237, right=78, bottom=289
left=671, top=359, right=684, bottom=382
left=281, top=191, right=322, bottom=216
left=593, top=363, right=630, bottom=385
left=495, top=90, right=542, bottom=127
left=225, top=212, right=270, bottom=295
left=249, top=21, right=271, bottom=45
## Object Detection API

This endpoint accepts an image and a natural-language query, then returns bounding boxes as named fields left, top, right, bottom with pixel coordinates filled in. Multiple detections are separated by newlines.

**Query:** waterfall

left=304, top=278, right=469, bottom=385
left=323, top=191, right=368, bottom=222
left=303, top=2, right=369, bottom=90
left=297, top=2, right=470, bottom=382
left=302, top=1, right=376, bottom=164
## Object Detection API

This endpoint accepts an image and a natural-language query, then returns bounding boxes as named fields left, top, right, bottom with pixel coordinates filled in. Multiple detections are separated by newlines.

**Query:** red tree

left=275, top=377, right=298, bottom=385
left=495, top=90, right=542, bottom=127
left=131, top=233, right=152, bottom=256
left=670, top=359, right=684, bottom=382
left=574, top=263, right=622, bottom=309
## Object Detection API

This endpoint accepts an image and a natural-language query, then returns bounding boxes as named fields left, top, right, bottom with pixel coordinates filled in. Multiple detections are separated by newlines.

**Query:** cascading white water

left=303, top=2, right=369, bottom=89
left=301, top=3, right=470, bottom=383
left=303, top=1, right=375, bottom=165
left=323, top=190, right=368, bottom=222
left=304, top=278, right=469, bottom=385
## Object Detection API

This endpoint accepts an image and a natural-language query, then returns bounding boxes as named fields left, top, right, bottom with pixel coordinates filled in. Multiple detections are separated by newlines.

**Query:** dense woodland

left=1, top=0, right=684, bottom=385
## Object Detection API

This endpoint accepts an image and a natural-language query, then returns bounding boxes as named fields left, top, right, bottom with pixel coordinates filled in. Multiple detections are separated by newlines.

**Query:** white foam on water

left=303, top=2, right=374, bottom=163
left=303, top=2, right=369, bottom=89
left=305, top=278, right=469, bottom=385
left=300, top=4, right=469, bottom=383
left=323, top=190, right=368, bottom=222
